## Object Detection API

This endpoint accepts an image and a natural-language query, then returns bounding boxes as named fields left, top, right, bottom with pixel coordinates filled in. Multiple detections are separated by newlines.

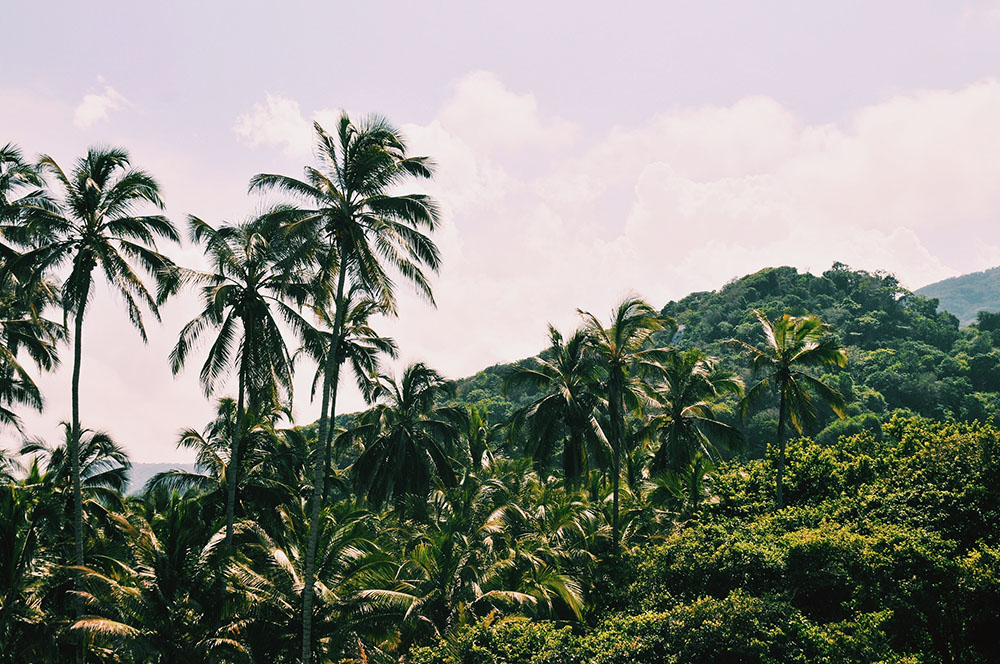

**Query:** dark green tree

left=14, top=148, right=178, bottom=614
left=170, top=214, right=312, bottom=548
left=729, top=309, right=847, bottom=508
left=504, top=325, right=605, bottom=485
left=579, top=297, right=672, bottom=552
left=249, top=114, right=441, bottom=664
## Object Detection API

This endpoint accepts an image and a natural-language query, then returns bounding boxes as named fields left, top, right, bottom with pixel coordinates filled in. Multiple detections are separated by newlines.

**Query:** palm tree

left=0, top=275, right=62, bottom=432
left=0, top=143, right=50, bottom=261
left=249, top=114, right=441, bottom=664
left=504, top=325, right=606, bottom=485
left=0, top=144, right=63, bottom=434
left=13, top=147, right=178, bottom=594
left=729, top=310, right=848, bottom=508
left=170, top=214, right=312, bottom=549
left=348, top=363, right=464, bottom=510
left=146, top=398, right=290, bottom=532
left=646, top=349, right=744, bottom=503
left=70, top=494, right=242, bottom=664
left=297, top=283, right=398, bottom=497
left=579, top=297, right=672, bottom=552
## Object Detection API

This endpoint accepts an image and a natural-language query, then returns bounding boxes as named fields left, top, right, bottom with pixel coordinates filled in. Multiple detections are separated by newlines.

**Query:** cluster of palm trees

left=0, top=116, right=848, bottom=663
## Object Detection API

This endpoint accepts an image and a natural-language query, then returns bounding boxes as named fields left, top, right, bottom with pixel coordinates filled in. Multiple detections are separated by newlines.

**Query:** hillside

left=916, top=265, right=1000, bottom=326
left=452, top=262, right=1000, bottom=456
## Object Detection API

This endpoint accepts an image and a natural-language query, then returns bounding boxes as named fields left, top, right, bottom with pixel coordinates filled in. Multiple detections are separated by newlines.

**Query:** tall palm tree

left=647, top=349, right=744, bottom=489
left=0, top=144, right=63, bottom=433
left=297, top=282, right=398, bottom=496
left=0, top=143, right=50, bottom=261
left=170, top=214, right=312, bottom=549
left=729, top=310, right=848, bottom=508
left=348, top=363, right=464, bottom=510
left=504, top=325, right=606, bottom=485
left=13, top=147, right=178, bottom=598
left=249, top=114, right=441, bottom=664
left=579, top=297, right=672, bottom=552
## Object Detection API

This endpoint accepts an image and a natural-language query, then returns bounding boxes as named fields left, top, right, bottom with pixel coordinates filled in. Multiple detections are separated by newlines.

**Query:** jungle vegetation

left=1, top=126, right=999, bottom=664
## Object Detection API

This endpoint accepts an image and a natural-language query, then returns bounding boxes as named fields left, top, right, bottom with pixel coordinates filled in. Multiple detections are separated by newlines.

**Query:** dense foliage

left=2, top=126, right=999, bottom=664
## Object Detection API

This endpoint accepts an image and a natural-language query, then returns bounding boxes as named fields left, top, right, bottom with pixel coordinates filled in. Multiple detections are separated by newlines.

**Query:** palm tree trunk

left=302, top=265, right=348, bottom=664
left=775, top=387, right=787, bottom=509
left=70, top=309, right=84, bottom=664
left=609, top=374, right=623, bottom=553
left=225, top=323, right=250, bottom=550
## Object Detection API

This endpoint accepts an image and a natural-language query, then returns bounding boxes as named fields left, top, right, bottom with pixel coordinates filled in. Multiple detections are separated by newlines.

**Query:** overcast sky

left=5, top=1, right=1000, bottom=461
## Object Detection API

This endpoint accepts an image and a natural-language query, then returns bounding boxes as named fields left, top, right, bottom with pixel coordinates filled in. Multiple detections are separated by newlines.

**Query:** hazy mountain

left=917, top=266, right=1000, bottom=326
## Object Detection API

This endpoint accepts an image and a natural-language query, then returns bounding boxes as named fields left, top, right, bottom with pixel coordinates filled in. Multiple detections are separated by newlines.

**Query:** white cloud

left=436, top=70, right=578, bottom=154
left=226, top=74, right=1000, bottom=434
left=73, top=80, right=128, bottom=129
left=233, top=93, right=314, bottom=157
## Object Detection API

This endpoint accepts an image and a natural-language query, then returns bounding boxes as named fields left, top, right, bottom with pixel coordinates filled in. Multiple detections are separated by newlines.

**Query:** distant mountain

left=916, top=266, right=1000, bottom=326
left=128, top=462, right=193, bottom=494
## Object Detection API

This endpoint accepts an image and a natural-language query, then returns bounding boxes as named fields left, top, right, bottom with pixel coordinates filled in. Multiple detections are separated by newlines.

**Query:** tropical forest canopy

left=1, top=122, right=999, bottom=664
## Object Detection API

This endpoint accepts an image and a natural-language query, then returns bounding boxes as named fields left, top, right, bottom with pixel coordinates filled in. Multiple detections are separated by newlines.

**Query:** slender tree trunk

left=609, top=372, right=623, bottom=554
left=302, top=265, right=348, bottom=664
left=225, top=348, right=247, bottom=550
left=70, top=309, right=84, bottom=664
left=775, top=386, right=788, bottom=509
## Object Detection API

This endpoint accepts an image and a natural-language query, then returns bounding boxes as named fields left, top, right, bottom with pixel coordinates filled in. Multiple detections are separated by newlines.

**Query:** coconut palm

left=232, top=500, right=382, bottom=663
left=646, top=349, right=744, bottom=483
left=170, top=214, right=313, bottom=549
left=12, top=147, right=178, bottom=589
left=504, top=325, right=606, bottom=485
left=0, top=143, right=50, bottom=261
left=70, top=494, right=241, bottom=664
left=579, top=297, right=672, bottom=552
left=0, top=275, right=62, bottom=432
left=297, top=282, right=398, bottom=496
left=729, top=309, right=848, bottom=508
left=347, top=363, right=464, bottom=510
left=146, top=398, right=291, bottom=536
left=0, top=144, right=63, bottom=433
left=249, top=115, right=441, bottom=663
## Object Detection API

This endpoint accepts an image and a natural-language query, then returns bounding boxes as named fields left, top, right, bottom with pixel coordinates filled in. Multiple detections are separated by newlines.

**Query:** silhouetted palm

left=13, top=147, right=177, bottom=586
left=250, top=115, right=441, bottom=662
left=349, top=363, right=464, bottom=509
left=171, top=214, right=312, bottom=548
left=505, top=325, right=606, bottom=485
left=579, top=297, right=672, bottom=552
left=729, top=310, right=847, bottom=507
left=647, top=348, right=744, bottom=480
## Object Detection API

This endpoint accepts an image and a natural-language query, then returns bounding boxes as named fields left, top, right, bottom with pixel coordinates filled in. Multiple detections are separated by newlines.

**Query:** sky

left=4, top=1, right=1000, bottom=461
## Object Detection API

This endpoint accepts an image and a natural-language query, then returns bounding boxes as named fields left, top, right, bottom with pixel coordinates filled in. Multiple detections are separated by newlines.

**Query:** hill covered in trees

left=456, top=262, right=1000, bottom=455
left=916, top=265, right=1000, bottom=326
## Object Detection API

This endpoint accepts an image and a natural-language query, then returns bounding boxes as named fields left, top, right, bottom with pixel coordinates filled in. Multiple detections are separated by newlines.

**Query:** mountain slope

left=916, top=266, right=1000, bottom=326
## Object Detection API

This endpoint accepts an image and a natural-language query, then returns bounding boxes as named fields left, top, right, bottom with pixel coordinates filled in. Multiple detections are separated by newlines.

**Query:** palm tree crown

left=349, top=362, right=465, bottom=509
left=729, top=309, right=848, bottom=507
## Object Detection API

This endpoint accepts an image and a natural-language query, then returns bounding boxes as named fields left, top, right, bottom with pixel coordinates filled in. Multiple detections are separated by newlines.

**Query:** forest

left=1, top=117, right=999, bottom=664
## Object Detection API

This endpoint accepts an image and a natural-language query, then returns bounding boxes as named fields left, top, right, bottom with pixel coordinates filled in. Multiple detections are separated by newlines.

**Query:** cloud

left=436, top=70, right=578, bottom=155
left=227, top=74, right=1000, bottom=420
left=233, top=93, right=315, bottom=157
left=368, top=77, right=1000, bottom=384
left=73, top=80, right=128, bottom=129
